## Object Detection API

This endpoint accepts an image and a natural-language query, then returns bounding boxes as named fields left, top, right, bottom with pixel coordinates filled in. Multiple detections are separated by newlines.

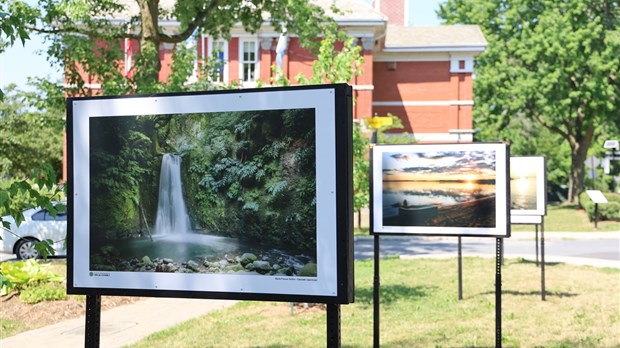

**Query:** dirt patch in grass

left=1, top=289, right=141, bottom=338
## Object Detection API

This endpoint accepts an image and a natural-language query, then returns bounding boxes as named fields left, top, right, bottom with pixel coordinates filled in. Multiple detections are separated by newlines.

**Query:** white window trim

left=239, top=38, right=260, bottom=87
left=207, top=38, right=229, bottom=83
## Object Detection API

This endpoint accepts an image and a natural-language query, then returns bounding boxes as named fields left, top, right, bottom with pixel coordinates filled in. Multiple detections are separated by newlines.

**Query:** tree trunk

left=567, top=124, right=595, bottom=203
left=136, top=0, right=162, bottom=87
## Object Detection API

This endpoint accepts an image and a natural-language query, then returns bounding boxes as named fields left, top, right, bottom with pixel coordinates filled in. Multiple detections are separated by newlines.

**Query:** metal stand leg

left=327, top=304, right=341, bottom=348
left=495, top=238, right=502, bottom=348
left=500, top=238, right=504, bottom=266
left=85, top=295, right=101, bottom=348
left=458, top=236, right=463, bottom=300
left=541, top=220, right=546, bottom=301
left=535, top=224, right=539, bottom=267
left=373, top=236, right=380, bottom=348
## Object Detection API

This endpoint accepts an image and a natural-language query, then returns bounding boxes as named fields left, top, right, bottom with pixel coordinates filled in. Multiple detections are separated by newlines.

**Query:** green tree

left=439, top=0, right=620, bottom=202
left=9, top=0, right=334, bottom=95
left=0, top=81, right=65, bottom=179
left=0, top=3, right=36, bottom=100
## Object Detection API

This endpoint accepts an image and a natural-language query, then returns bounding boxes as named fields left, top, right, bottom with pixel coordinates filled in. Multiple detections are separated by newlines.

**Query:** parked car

left=0, top=203, right=67, bottom=259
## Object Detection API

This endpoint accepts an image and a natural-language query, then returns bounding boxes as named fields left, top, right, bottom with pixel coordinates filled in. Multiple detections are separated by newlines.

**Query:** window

left=240, top=40, right=258, bottom=83
left=207, top=39, right=228, bottom=83
left=31, top=209, right=67, bottom=221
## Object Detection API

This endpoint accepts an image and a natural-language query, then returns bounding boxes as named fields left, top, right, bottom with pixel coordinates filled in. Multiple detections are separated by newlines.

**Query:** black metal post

left=500, top=238, right=504, bottom=266
left=535, top=224, right=539, bottom=267
left=373, top=235, right=380, bottom=348
left=495, top=238, right=502, bottom=348
left=594, top=203, right=599, bottom=229
left=541, top=219, right=546, bottom=301
left=458, top=236, right=463, bottom=300
left=327, top=304, right=341, bottom=348
left=85, top=295, right=101, bottom=348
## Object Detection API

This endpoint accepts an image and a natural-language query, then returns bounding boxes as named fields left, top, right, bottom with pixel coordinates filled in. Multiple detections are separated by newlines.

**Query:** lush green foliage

left=439, top=0, right=620, bottom=202
left=352, top=123, right=370, bottom=215
left=0, top=81, right=65, bottom=179
left=578, top=191, right=620, bottom=222
left=0, top=2, right=36, bottom=100
left=0, top=164, right=64, bottom=230
left=18, top=282, right=67, bottom=303
left=0, top=259, right=64, bottom=296
left=8, top=0, right=333, bottom=95
left=89, top=116, right=155, bottom=242
left=185, top=109, right=318, bottom=254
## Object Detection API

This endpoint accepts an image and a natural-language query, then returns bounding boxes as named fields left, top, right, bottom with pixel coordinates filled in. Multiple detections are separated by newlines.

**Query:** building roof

left=384, top=25, right=487, bottom=52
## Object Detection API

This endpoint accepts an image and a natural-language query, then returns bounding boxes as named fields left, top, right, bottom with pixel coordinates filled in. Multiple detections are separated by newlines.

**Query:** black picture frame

left=67, top=84, right=354, bottom=304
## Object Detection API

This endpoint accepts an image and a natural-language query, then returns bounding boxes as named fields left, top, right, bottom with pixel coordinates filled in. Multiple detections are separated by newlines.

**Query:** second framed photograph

left=371, top=143, right=510, bottom=237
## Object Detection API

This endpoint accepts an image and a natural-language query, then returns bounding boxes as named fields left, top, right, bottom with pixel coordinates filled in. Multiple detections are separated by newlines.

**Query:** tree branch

left=25, top=25, right=141, bottom=41
left=159, top=1, right=221, bottom=43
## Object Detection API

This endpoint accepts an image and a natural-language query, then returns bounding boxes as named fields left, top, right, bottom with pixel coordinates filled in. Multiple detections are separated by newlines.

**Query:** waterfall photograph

left=87, top=108, right=318, bottom=277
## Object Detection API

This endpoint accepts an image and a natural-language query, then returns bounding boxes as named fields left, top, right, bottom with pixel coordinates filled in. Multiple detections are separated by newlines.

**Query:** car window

left=31, top=210, right=47, bottom=221
left=52, top=211, right=67, bottom=221
left=31, top=207, right=68, bottom=221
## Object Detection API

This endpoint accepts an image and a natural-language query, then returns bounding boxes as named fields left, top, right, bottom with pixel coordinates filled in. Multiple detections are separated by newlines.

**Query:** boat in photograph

left=397, top=200, right=438, bottom=224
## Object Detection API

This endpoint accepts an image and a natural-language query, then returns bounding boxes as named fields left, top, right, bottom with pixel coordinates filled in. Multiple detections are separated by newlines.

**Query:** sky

left=0, top=0, right=444, bottom=91
left=382, top=150, right=497, bottom=181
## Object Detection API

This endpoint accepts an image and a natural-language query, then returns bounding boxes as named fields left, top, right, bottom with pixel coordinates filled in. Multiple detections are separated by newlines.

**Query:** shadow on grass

left=545, top=336, right=606, bottom=348
left=355, top=284, right=436, bottom=305
left=477, top=289, right=578, bottom=298
left=512, top=258, right=563, bottom=266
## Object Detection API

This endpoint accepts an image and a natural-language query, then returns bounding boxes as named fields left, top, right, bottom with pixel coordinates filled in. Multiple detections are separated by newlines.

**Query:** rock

left=224, top=265, right=245, bottom=272
left=156, top=262, right=177, bottom=273
left=240, top=253, right=257, bottom=266
left=187, top=260, right=201, bottom=272
left=142, top=256, right=152, bottom=264
left=162, top=258, right=174, bottom=264
left=276, top=267, right=293, bottom=276
left=298, top=263, right=317, bottom=277
left=253, top=261, right=271, bottom=274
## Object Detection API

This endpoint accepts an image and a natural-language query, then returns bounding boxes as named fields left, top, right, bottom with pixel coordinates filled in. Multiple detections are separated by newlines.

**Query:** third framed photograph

left=510, top=156, right=547, bottom=216
left=371, top=143, right=509, bottom=237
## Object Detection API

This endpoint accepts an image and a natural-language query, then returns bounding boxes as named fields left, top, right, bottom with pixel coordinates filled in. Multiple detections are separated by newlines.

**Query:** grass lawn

left=356, top=204, right=619, bottom=235
left=126, top=257, right=620, bottom=348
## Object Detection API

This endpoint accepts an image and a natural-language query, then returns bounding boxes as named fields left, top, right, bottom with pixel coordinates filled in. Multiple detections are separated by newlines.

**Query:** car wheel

left=16, top=239, right=39, bottom=260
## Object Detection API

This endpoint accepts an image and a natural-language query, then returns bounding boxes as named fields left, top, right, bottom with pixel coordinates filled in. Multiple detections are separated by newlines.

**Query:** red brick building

left=189, top=0, right=486, bottom=142
left=70, top=0, right=486, bottom=142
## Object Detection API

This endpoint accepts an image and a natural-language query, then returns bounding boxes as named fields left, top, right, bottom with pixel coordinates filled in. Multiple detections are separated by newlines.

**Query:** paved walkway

left=1, top=298, right=237, bottom=348
left=1, top=232, right=618, bottom=347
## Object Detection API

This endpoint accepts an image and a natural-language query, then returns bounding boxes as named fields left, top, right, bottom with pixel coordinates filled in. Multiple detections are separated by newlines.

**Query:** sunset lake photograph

left=379, top=146, right=500, bottom=228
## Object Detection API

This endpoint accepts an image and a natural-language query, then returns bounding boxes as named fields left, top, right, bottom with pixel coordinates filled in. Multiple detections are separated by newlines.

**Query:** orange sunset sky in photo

left=382, top=150, right=497, bottom=182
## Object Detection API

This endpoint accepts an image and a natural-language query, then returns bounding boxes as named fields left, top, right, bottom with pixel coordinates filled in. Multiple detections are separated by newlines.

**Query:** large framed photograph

left=371, top=143, right=509, bottom=237
left=67, top=84, right=354, bottom=304
left=510, top=156, right=547, bottom=217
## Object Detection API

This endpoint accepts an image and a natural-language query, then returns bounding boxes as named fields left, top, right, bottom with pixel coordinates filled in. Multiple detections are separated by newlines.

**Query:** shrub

left=0, top=259, right=64, bottom=296
left=19, top=283, right=67, bottom=304
left=578, top=191, right=620, bottom=222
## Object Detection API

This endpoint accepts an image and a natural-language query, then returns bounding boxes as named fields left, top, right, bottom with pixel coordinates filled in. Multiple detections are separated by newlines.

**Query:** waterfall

left=154, top=154, right=190, bottom=235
